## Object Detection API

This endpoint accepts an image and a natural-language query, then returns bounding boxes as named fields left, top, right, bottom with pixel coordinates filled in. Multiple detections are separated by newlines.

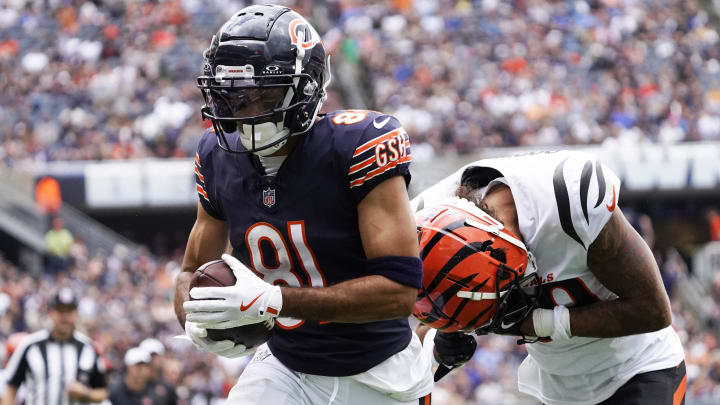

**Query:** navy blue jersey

left=194, top=110, right=415, bottom=376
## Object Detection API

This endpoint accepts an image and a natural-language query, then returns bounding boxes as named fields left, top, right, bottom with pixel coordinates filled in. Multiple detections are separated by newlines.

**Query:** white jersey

left=412, top=150, right=684, bottom=405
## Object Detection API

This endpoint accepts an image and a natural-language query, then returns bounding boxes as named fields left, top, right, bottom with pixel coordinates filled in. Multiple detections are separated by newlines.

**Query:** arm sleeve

left=560, top=153, right=622, bottom=247
left=4, top=344, right=30, bottom=387
left=347, top=115, right=412, bottom=203
left=195, top=131, right=225, bottom=220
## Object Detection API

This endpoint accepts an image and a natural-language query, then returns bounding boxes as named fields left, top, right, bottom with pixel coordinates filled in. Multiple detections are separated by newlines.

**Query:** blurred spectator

left=44, top=217, right=73, bottom=274
left=34, top=176, right=62, bottom=215
left=109, top=347, right=160, bottom=405
left=2, top=288, right=108, bottom=405
left=140, top=338, right=177, bottom=405
left=706, top=209, right=720, bottom=241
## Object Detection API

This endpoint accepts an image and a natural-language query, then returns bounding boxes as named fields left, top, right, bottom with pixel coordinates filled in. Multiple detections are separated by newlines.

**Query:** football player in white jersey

left=413, top=151, right=686, bottom=405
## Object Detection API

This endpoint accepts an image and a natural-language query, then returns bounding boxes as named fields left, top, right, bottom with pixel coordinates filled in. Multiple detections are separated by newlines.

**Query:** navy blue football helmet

left=198, top=5, right=330, bottom=156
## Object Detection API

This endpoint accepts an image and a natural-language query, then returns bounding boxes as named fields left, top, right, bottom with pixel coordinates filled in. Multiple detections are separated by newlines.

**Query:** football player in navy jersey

left=173, top=5, right=433, bottom=404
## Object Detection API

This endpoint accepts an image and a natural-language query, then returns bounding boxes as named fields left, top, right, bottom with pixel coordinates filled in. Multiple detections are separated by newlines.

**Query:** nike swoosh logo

left=240, top=292, right=264, bottom=311
left=373, top=116, right=391, bottom=129
left=501, top=322, right=515, bottom=330
left=606, top=185, right=616, bottom=212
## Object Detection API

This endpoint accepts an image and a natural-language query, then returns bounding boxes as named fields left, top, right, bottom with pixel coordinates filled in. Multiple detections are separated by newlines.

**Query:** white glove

left=183, top=321, right=255, bottom=358
left=183, top=254, right=283, bottom=329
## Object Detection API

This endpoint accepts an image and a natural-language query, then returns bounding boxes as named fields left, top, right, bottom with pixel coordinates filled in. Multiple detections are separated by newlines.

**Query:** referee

left=2, top=288, right=108, bottom=405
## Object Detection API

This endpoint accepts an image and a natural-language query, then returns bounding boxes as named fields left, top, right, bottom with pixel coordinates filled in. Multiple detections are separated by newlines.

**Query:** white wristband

left=532, top=308, right=554, bottom=337
left=551, top=305, right=572, bottom=341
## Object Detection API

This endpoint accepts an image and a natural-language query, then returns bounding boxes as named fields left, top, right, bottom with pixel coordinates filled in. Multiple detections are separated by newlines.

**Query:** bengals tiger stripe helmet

left=413, top=198, right=539, bottom=333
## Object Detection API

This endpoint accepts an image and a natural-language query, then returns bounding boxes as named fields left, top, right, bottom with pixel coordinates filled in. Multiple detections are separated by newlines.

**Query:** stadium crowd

left=1, top=0, right=720, bottom=167
left=336, top=0, right=720, bottom=155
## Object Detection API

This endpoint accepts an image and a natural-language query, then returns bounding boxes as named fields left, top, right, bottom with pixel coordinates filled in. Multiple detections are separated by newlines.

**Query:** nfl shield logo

left=263, top=188, right=276, bottom=207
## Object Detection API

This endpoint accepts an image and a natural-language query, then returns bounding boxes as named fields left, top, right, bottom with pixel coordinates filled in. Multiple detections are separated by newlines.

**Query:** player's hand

left=485, top=315, right=528, bottom=336
left=183, top=254, right=282, bottom=329
left=480, top=288, right=538, bottom=338
left=184, top=321, right=255, bottom=358
left=434, top=331, right=477, bottom=367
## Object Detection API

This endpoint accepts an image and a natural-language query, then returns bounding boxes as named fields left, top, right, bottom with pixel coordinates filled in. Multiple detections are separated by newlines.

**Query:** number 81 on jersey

left=245, top=221, right=326, bottom=329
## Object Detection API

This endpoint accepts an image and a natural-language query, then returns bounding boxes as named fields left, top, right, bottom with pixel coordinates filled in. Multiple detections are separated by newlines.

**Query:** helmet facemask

left=198, top=68, right=325, bottom=156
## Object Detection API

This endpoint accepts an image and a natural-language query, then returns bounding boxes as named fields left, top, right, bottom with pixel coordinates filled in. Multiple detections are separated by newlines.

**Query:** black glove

left=434, top=331, right=477, bottom=367
left=476, top=286, right=536, bottom=341
left=433, top=331, right=477, bottom=381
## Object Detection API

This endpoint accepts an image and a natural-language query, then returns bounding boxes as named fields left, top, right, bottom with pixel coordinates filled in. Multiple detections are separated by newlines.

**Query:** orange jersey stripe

left=348, top=156, right=375, bottom=175
left=352, top=128, right=402, bottom=157
left=195, top=153, right=202, bottom=168
left=196, top=184, right=209, bottom=201
left=194, top=166, right=205, bottom=183
left=349, top=155, right=411, bottom=188
left=349, top=139, right=409, bottom=175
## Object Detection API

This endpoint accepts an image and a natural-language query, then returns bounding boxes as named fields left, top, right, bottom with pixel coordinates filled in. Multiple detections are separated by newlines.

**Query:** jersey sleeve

left=4, top=342, right=30, bottom=387
left=346, top=114, right=412, bottom=203
left=557, top=152, right=621, bottom=248
left=87, top=355, right=108, bottom=388
left=195, top=130, right=225, bottom=220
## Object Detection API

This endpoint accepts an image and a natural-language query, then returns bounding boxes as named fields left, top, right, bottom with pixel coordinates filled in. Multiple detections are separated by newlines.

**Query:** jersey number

left=332, top=110, right=368, bottom=125
left=537, top=278, right=600, bottom=309
left=245, top=221, right=325, bottom=329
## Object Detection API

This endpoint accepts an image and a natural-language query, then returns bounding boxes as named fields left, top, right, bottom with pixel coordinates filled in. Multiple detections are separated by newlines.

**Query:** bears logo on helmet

left=413, top=197, right=540, bottom=333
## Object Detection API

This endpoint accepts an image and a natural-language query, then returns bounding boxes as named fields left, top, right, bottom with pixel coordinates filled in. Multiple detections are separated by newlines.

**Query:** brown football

left=190, top=259, right=273, bottom=348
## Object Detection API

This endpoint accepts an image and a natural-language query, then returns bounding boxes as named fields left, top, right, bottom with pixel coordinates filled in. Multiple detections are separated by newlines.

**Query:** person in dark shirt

left=139, top=338, right=177, bottom=405
left=109, top=347, right=175, bottom=405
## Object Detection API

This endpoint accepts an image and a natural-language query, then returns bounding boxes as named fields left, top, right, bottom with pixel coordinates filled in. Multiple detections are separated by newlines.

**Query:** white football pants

left=225, top=332, right=434, bottom=405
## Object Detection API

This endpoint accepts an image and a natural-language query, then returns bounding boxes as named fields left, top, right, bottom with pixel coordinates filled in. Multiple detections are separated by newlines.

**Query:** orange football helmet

left=413, top=198, right=539, bottom=333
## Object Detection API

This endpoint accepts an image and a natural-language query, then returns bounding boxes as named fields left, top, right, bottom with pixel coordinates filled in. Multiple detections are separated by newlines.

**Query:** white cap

left=124, top=347, right=151, bottom=367
left=140, top=338, right=165, bottom=356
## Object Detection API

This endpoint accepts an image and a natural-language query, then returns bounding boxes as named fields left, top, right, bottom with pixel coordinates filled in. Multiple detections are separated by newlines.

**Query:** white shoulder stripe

left=3, top=330, right=49, bottom=379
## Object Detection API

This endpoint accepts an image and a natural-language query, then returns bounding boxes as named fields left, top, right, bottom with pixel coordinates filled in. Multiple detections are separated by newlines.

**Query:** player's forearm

left=567, top=208, right=671, bottom=338
left=174, top=271, right=192, bottom=327
left=568, top=297, right=670, bottom=337
left=522, top=296, right=670, bottom=338
left=279, top=275, right=416, bottom=323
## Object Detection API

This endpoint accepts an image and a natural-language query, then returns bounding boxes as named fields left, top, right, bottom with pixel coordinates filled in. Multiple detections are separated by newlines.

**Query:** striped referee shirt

left=3, top=330, right=107, bottom=405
